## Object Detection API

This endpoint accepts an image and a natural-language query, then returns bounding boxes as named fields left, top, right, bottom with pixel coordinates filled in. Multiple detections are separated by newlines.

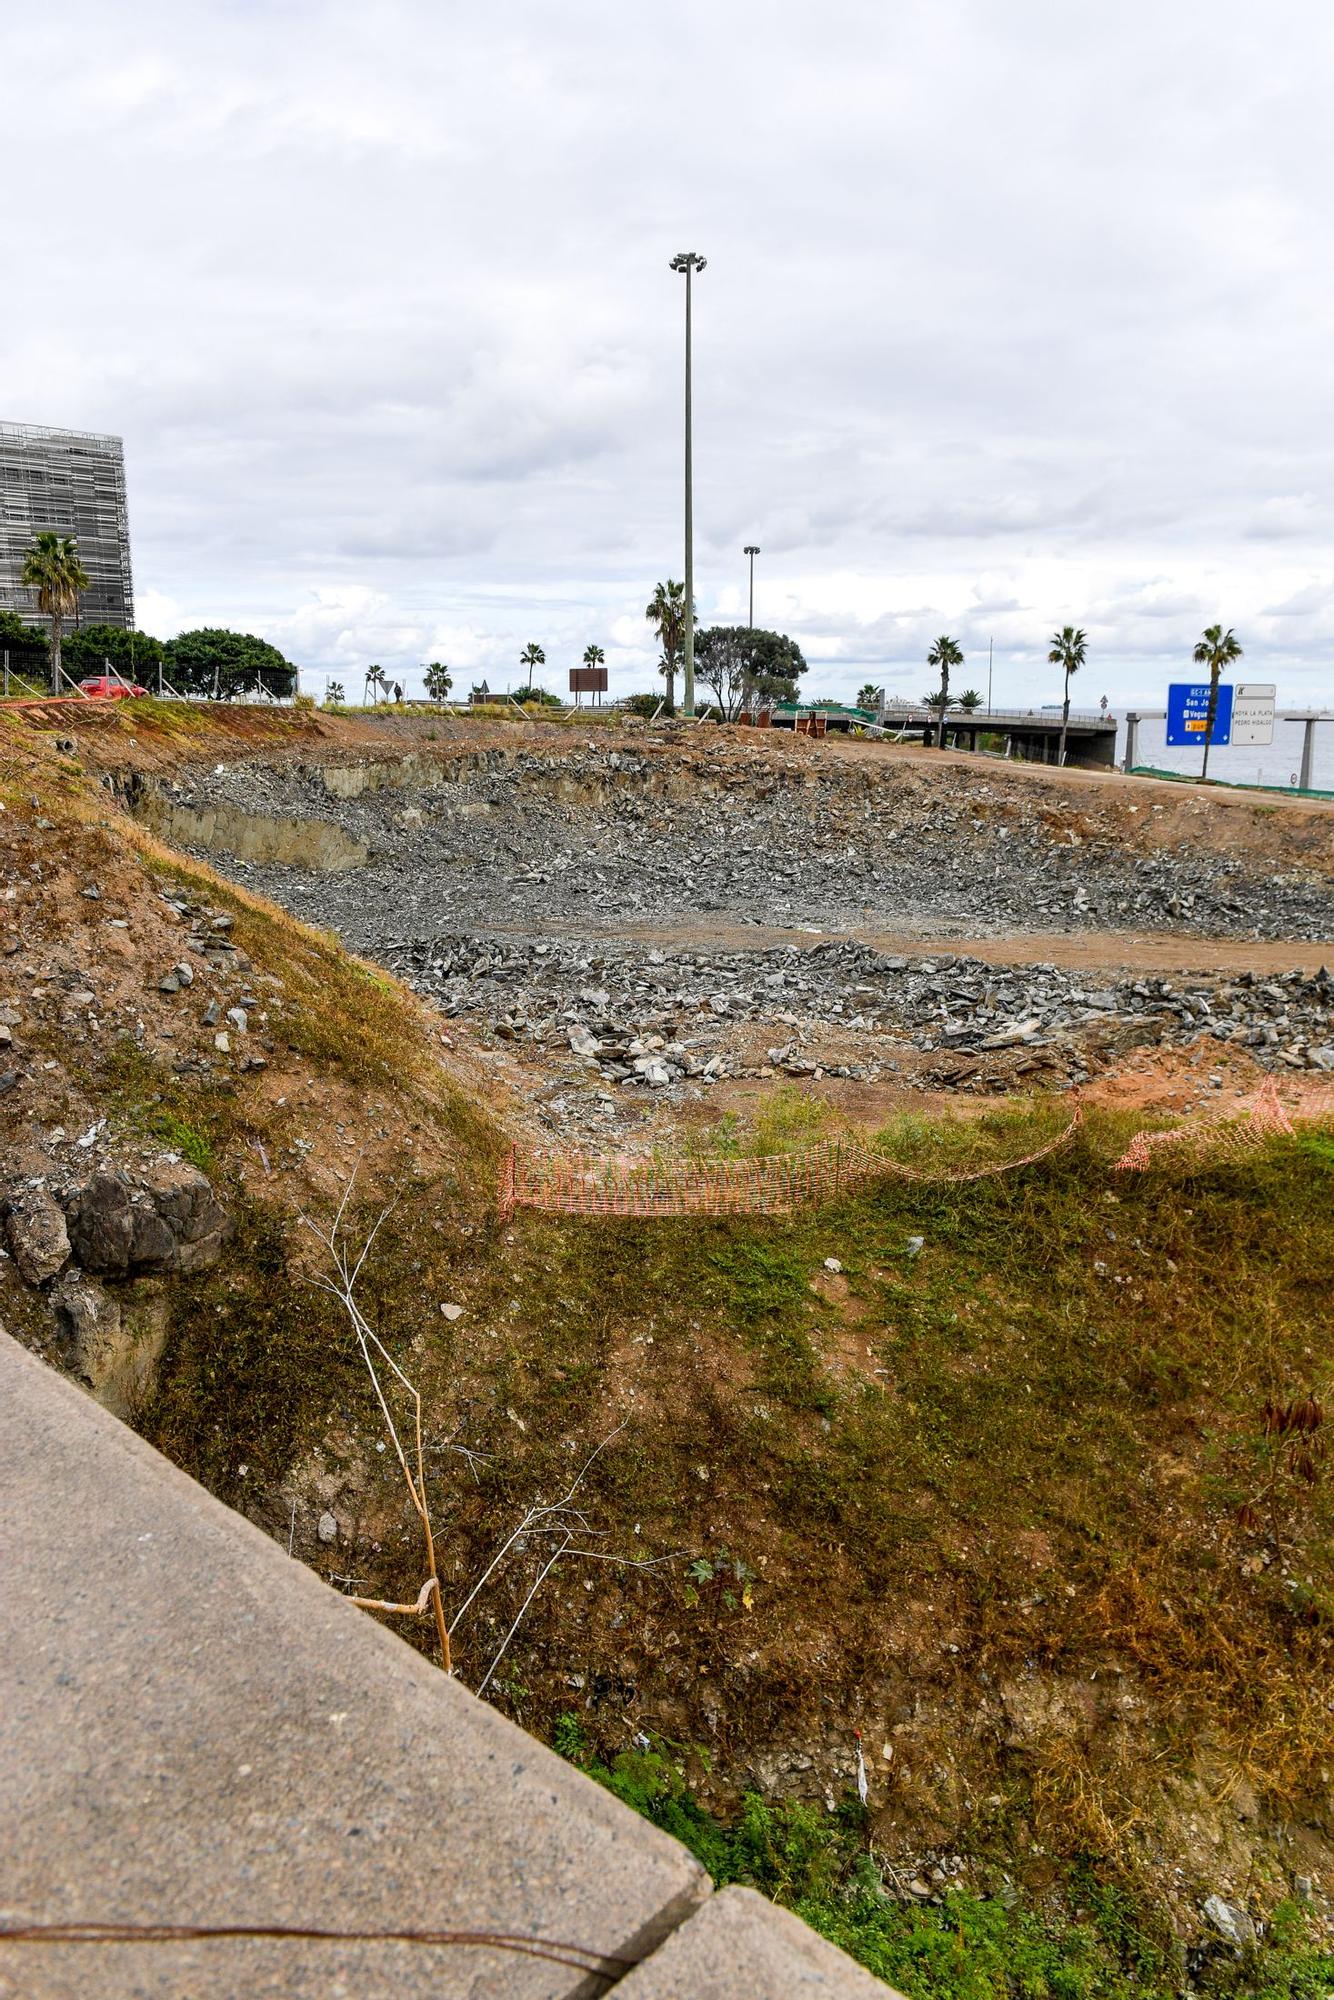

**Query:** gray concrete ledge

left=615, top=1886, right=892, bottom=1997
left=0, top=1331, right=892, bottom=1998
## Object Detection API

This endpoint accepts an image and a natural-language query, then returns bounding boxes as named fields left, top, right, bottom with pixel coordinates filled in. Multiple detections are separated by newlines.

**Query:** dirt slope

left=2, top=701, right=1332, bottom=1979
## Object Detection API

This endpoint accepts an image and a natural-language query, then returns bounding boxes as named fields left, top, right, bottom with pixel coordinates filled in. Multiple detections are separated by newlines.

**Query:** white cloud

left=4, top=0, right=1334, bottom=709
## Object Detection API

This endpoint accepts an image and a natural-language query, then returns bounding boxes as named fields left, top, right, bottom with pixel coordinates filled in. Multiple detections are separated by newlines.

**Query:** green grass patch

left=557, top=1735, right=1333, bottom=1996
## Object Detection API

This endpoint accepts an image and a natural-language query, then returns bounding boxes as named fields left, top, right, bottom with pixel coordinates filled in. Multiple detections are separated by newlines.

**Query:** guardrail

left=1123, top=708, right=1333, bottom=790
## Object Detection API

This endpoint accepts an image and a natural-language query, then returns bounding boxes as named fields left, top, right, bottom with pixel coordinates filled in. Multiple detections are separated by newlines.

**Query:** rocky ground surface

left=145, top=740, right=1333, bottom=943
left=133, top=739, right=1334, bottom=1141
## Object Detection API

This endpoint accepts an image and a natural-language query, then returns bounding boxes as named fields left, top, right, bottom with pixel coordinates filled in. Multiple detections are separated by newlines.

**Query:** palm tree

left=1047, top=626, right=1088, bottom=768
left=580, top=643, right=606, bottom=709
left=20, top=532, right=89, bottom=692
left=325, top=680, right=345, bottom=706
left=519, top=643, right=545, bottom=680
left=1192, top=624, right=1243, bottom=780
left=645, top=581, right=686, bottom=712
left=925, top=635, right=963, bottom=747
left=423, top=662, right=453, bottom=704
left=856, top=682, right=881, bottom=710
left=957, top=689, right=983, bottom=712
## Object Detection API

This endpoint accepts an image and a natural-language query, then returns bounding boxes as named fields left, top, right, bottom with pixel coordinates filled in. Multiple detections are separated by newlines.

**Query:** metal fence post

left=1299, top=717, right=1316, bottom=792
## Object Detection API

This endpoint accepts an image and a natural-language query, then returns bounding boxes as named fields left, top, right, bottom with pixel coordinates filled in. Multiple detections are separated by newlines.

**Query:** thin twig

left=477, top=1533, right=573, bottom=1697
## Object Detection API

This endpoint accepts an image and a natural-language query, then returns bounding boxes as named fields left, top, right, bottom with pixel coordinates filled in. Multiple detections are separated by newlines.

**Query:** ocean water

left=1114, top=712, right=1334, bottom=793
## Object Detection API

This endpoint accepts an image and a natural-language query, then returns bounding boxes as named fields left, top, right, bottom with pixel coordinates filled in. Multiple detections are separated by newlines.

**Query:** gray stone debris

left=151, top=741, right=1334, bottom=947
left=1202, top=1893, right=1254, bottom=1948
left=136, top=742, right=1333, bottom=1137
left=3, top=1182, right=72, bottom=1286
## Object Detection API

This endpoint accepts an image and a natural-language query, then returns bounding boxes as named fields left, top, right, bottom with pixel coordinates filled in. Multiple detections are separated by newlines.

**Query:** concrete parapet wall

left=0, top=1333, right=894, bottom=1998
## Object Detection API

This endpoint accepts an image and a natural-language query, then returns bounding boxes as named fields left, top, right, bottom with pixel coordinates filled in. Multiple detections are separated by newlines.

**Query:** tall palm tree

left=519, top=643, right=545, bottom=684
left=1192, top=624, right=1243, bottom=781
left=645, top=581, right=686, bottom=712
left=925, top=635, right=963, bottom=747
left=20, top=532, right=89, bottom=692
left=1047, top=626, right=1088, bottom=768
left=581, top=643, right=606, bottom=709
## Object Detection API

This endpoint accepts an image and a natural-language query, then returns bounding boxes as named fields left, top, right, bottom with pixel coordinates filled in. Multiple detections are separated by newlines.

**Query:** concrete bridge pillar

left=1124, top=712, right=1140, bottom=773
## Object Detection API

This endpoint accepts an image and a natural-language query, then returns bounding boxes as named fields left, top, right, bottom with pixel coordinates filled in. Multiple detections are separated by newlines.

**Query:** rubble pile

left=381, top=933, right=1334, bottom=1095
left=151, top=743, right=1333, bottom=947
left=137, top=740, right=1332, bottom=1132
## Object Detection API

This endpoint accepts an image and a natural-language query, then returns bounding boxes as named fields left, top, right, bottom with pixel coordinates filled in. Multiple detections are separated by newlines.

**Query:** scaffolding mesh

left=1113, top=1075, right=1334, bottom=1172
left=499, top=1104, right=1084, bottom=1220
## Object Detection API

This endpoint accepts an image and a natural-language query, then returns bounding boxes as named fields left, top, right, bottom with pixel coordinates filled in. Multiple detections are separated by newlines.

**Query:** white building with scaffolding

left=0, top=421, right=135, bottom=631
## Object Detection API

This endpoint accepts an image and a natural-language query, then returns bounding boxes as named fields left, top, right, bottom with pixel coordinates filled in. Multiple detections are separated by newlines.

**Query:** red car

left=78, top=675, right=149, bottom=699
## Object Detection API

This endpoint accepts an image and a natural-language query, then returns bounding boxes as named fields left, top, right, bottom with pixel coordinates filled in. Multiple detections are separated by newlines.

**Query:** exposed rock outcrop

left=66, top=1163, right=230, bottom=1278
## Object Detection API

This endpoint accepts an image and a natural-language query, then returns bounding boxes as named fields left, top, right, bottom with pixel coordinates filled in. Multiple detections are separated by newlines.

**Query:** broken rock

left=48, top=1271, right=123, bottom=1386
left=3, top=1182, right=71, bottom=1286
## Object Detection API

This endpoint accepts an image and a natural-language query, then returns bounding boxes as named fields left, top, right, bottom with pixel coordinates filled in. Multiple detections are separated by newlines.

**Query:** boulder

left=67, top=1164, right=230, bottom=1279
left=65, top=1172, right=135, bottom=1277
left=4, top=1182, right=71, bottom=1286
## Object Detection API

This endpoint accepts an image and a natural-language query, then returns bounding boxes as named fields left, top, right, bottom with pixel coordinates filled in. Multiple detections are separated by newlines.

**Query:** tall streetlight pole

left=744, top=545, right=760, bottom=628
left=670, top=251, right=706, bottom=716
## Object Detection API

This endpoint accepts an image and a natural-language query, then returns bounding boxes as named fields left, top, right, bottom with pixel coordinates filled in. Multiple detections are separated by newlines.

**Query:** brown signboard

left=569, top=666, right=609, bottom=693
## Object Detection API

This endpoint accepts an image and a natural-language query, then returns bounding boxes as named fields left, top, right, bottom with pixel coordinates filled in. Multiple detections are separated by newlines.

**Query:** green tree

left=1047, top=626, right=1088, bottom=768
left=519, top=643, right=545, bottom=681
left=0, top=610, right=48, bottom=689
left=1192, top=623, right=1243, bottom=780
left=925, top=635, right=963, bottom=746
left=695, top=626, right=808, bottom=720
left=63, top=624, right=165, bottom=686
left=19, top=532, right=89, bottom=691
left=423, top=662, right=453, bottom=703
left=645, top=581, right=687, bottom=714
left=512, top=684, right=560, bottom=707
left=957, top=688, right=983, bottom=712
left=325, top=680, right=346, bottom=705
left=855, top=682, right=881, bottom=710
left=164, top=628, right=297, bottom=701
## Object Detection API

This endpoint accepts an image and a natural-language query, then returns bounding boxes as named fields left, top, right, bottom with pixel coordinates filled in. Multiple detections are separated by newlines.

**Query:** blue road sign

left=1166, top=682, right=1233, bottom=748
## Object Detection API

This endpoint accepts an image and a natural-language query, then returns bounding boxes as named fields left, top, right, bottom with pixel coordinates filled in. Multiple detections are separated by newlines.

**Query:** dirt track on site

left=471, top=914, right=1330, bottom=975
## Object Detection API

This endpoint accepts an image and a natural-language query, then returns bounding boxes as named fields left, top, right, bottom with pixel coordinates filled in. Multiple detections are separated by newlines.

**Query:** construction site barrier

left=498, top=1104, right=1083, bottom=1221
left=1113, top=1075, right=1334, bottom=1172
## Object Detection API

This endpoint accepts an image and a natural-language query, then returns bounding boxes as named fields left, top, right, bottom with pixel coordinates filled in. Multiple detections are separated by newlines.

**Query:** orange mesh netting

left=499, top=1103, right=1083, bottom=1221
left=1113, top=1075, right=1334, bottom=1173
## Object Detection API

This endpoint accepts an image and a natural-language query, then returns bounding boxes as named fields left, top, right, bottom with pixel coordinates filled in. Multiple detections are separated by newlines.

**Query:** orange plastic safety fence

left=499, top=1104, right=1083, bottom=1221
left=1113, top=1075, right=1334, bottom=1173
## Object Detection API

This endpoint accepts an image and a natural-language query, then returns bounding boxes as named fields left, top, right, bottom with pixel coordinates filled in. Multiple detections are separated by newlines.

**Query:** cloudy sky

left=6, top=0, right=1334, bottom=707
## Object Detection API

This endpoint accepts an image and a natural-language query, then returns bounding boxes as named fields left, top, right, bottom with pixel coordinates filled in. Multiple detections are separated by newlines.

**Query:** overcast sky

left=5, top=0, right=1334, bottom=706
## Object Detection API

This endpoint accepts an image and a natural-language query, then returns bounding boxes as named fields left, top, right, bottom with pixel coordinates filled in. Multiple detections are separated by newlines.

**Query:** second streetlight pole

left=744, top=544, right=760, bottom=628
left=671, top=251, right=706, bottom=717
